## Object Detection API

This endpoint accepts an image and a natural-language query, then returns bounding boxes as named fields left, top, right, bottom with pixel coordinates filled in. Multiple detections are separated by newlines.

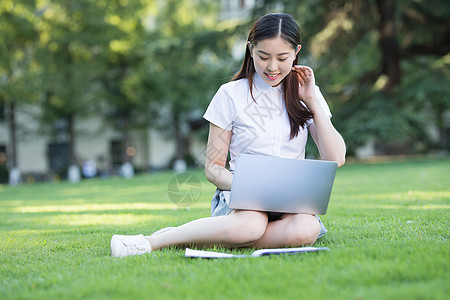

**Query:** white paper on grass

left=185, top=247, right=330, bottom=258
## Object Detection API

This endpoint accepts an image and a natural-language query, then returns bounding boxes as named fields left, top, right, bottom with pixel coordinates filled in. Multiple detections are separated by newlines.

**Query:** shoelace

left=122, top=237, right=148, bottom=255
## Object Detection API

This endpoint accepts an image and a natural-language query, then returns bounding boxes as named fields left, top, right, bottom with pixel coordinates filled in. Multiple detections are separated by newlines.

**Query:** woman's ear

left=296, top=45, right=302, bottom=55
left=247, top=41, right=253, bottom=57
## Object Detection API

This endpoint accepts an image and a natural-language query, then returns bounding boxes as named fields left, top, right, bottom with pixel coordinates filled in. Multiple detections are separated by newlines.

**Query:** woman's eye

left=279, top=58, right=287, bottom=62
left=259, top=56, right=268, bottom=61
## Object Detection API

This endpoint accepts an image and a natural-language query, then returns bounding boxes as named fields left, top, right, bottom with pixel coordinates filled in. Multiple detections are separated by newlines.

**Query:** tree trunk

left=174, top=114, right=187, bottom=161
left=435, top=103, right=447, bottom=150
left=67, top=114, right=76, bottom=165
left=121, top=113, right=132, bottom=163
left=376, top=0, right=401, bottom=92
left=141, top=128, right=150, bottom=171
left=8, top=101, right=17, bottom=169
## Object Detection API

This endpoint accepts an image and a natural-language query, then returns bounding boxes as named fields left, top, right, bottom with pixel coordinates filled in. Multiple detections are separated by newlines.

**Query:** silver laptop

left=229, top=154, right=338, bottom=215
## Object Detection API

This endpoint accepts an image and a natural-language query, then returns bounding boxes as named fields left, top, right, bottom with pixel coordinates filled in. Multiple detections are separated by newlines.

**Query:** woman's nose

left=267, top=60, right=277, bottom=72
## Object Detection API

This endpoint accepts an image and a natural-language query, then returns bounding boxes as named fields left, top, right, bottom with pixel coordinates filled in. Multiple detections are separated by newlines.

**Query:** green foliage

left=0, top=158, right=448, bottom=299
left=0, top=0, right=40, bottom=104
left=141, top=0, right=237, bottom=134
left=96, top=1, right=151, bottom=131
left=35, top=0, right=125, bottom=125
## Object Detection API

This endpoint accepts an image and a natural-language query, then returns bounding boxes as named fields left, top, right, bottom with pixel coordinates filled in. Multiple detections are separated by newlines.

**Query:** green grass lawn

left=0, top=158, right=449, bottom=299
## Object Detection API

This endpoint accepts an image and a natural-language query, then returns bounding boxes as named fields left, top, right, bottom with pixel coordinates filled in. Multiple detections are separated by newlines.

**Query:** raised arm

left=308, top=116, right=346, bottom=167
left=204, top=123, right=234, bottom=190
left=292, top=65, right=346, bottom=167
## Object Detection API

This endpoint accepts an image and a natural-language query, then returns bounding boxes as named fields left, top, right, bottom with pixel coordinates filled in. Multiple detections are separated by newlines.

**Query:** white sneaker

left=110, top=234, right=152, bottom=258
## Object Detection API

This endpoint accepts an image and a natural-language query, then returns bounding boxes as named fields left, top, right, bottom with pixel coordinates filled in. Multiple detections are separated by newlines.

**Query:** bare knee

left=286, top=214, right=321, bottom=246
left=225, top=211, right=268, bottom=246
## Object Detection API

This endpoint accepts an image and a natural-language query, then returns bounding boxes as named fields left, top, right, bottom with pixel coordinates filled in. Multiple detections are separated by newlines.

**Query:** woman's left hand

left=292, top=65, right=316, bottom=107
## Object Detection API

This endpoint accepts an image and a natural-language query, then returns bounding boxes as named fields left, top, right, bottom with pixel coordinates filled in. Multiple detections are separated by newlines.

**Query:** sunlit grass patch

left=0, top=161, right=448, bottom=299
left=9, top=202, right=211, bottom=214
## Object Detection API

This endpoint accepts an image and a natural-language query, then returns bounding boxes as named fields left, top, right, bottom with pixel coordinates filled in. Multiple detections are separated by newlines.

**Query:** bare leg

left=146, top=210, right=269, bottom=250
left=250, top=213, right=320, bottom=248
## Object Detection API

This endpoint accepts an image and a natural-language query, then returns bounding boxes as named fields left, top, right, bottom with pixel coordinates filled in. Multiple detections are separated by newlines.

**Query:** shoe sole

left=111, top=235, right=123, bottom=257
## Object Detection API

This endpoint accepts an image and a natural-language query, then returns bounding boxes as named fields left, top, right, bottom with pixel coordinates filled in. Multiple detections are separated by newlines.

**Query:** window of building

left=47, top=143, right=69, bottom=172
left=0, top=103, right=6, bottom=122
left=110, top=140, right=125, bottom=169
left=0, top=145, right=7, bottom=183
left=0, top=145, right=6, bottom=166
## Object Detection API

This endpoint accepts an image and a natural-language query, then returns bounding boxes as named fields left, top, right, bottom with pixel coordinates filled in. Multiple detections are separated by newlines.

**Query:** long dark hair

left=232, top=13, right=312, bottom=139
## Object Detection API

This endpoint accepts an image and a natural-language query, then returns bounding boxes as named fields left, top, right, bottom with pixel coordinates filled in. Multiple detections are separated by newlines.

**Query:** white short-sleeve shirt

left=203, top=72, right=332, bottom=171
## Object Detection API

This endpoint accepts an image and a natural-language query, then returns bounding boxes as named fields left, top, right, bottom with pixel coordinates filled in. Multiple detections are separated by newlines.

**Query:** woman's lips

left=265, top=72, right=280, bottom=81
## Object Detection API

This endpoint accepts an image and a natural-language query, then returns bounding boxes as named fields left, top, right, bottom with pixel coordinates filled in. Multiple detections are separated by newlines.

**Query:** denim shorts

left=210, top=188, right=328, bottom=239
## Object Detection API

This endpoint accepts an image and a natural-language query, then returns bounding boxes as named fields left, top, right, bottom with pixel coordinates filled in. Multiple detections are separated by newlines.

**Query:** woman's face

left=250, top=36, right=300, bottom=87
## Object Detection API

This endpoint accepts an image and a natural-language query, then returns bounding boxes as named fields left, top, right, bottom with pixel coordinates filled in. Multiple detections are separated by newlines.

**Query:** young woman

left=111, top=13, right=346, bottom=258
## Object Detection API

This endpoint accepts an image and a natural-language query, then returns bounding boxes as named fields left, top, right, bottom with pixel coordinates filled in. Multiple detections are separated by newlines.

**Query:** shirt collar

left=253, top=72, right=283, bottom=92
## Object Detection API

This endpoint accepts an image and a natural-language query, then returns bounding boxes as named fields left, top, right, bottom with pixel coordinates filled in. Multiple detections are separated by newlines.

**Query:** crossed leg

left=146, top=210, right=320, bottom=250
left=249, top=213, right=321, bottom=248
left=146, top=210, right=269, bottom=250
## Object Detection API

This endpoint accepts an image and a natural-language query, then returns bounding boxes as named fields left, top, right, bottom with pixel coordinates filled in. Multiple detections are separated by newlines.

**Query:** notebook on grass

left=185, top=247, right=330, bottom=258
